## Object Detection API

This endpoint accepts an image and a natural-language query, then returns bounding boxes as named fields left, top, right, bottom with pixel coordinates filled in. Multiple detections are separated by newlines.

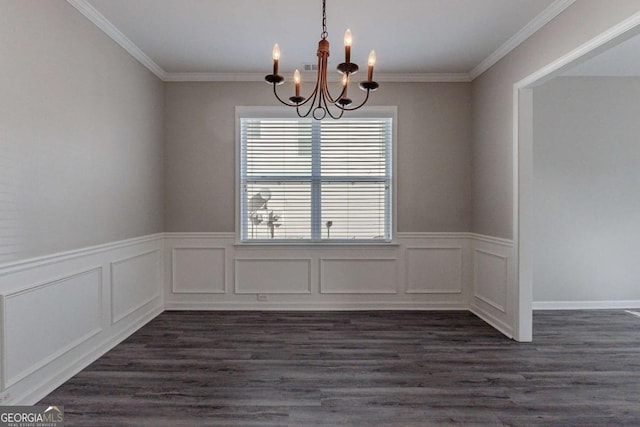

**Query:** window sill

left=234, top=241, right=400, bottom=248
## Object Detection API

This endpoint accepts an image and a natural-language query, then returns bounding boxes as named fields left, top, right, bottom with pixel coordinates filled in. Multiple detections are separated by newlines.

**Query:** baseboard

left=12, top=305, right=163, bottom=405
left=165, top=302, right=469, bottom=311
left=469, top=304, right=514, bottom=339
left=533, top=300, right=640, bottom=310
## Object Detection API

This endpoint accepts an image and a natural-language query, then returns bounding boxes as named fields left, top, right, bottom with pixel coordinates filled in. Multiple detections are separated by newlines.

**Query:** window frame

left=235, top=106, right=397, bottom=245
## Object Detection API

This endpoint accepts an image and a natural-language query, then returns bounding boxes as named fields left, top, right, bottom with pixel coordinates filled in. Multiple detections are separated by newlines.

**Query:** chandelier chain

left=321, top=0, right=328, bottom=39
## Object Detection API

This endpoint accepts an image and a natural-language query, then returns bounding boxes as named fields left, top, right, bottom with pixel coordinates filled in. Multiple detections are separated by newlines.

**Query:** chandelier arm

left=320, top=89, right=344, bottom=120
left=272, top=77, right=317, bottom=110
left=289, top=88, right=317, bottom=117
left=296, top=56, right=324, bottom=108
left=296, top=81, right=321, bottom=118
left=272, top=84, right=295, bottom=106
left=324, top=79, right=348, bottom=104
left=291, top=89, right=315, bottom=108
left=337, top=89, right=371, bottom=111
left=323, top=69, right=349, bottom=104
left=296, top=97, right=314, bottom=117
left=325, top=103, right=345, bottom=120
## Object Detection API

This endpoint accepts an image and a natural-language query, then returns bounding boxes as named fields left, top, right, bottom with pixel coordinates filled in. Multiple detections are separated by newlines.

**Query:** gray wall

left=471, top=0, right=640, bottom=239
left=0, top=1, right=165, bottom=262
left=164, top=82, right=472, bottom=233
left=533, top=77, right=640, bottom=302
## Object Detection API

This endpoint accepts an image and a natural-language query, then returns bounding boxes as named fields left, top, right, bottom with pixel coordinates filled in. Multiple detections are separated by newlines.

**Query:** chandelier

left=265, top=0, right=379, bottom=120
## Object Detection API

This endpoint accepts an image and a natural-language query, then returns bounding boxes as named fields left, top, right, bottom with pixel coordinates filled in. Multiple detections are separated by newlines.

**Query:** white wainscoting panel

left=0, top=233, right=164, bottom=404
left=469, top=234, right=514, bottom=339
left=172, top=247, right=226, bottom=294
left=2, top=268, right=103, bottom=388
left=0, top=231, right=525, bottom=404
left=320, top=258, right=398, bottom=294
left=406, top=247, right=463, bottom=294
left=111, top=250, right=162, bottom=324
left=164, top=233, right=471, bottom=310
left=473, top=249, right=508, bottom=313
left=235, top=258, right=312, bottom=294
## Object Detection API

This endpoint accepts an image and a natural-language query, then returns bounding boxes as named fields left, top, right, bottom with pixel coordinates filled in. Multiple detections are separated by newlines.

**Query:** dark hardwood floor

left=39, top=310, right=640, bottom=426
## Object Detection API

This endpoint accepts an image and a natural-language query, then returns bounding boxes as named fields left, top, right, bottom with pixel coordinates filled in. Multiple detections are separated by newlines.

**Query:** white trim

left=109, top=250, right=162, bottom=325
left=164, top=72, right=471, bottom=83
left=469, top=0, right=576, bottom=79
left=512, top=10, right=640, bottom=342
left=406, top=289, right=462, bottom=295
left=534, top=301, right=640, bottom=310
left=396, top=232, right=515, bottom=246
left=397, top=232, right=469, bottom=240
left=0, top=233, right=163, bottom=276
left=235, top=106, right=398, bottom=245
left=404, top=247, right=464, bottom=295
left=65, top=0, right=166, bottom=80
left=165, top=72, right=268, bottom=82
left=12, top=306, right=163, bottom=405
left=319, top=258, right=398, bottom=295
left=468, top=233, right=514, bottom=247
left=234, top=242, right=400, bottom=248
left=473, top=249, right=508, bottom=314
left=165, top=302, right=468, bottom=311
left=351, top=73, right=471, bottom=83
left=0, top=234, right=164, bottom=403
left=234, top=258, right=313, bottom=295
left=516, top=12, right=640, bottom=89
left=171, top=247, right=227, bottom=294
left=164, top=232, right=236, bottom=240
left=1, top=267, right=104, bottom=388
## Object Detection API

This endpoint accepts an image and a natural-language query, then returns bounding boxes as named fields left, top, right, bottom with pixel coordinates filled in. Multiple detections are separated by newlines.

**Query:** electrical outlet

left=257, top=294, right=268, bottom=302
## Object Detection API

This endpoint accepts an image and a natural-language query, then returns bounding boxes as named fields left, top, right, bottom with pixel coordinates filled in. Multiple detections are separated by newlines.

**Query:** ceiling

left=73, top=0, right=573, bottom=81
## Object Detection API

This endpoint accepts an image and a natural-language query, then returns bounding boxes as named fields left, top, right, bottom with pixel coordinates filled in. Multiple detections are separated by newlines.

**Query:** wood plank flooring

left=39, top=310, right=640, bottom=426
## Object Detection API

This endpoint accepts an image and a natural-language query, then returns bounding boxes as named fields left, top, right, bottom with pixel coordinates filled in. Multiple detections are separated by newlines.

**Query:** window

left=238, top=108, right=394, bottom=243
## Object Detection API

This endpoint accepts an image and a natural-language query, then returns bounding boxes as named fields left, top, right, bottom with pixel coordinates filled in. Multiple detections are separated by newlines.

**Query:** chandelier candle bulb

left=272, top=43, right=280, bottom=75
left=344, top=29, right=352, bottom=64
left=294, top=69, right=301, bottom=97
left=367, top=50, right=376, bottom=81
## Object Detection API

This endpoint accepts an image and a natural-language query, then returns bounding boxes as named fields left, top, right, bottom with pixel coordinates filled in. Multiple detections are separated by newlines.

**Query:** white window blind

left=240, top=115, right=393, bottom=242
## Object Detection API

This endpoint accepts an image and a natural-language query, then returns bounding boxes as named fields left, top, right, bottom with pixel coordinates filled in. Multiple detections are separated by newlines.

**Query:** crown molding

left=164, top=72, right=265, bottom=82
left=469, top=0, right=576, bottom=80
left=68, top=0, right=573, bottom=83
left=369, top=73, right=471, bottom=83
left=66, top=0, right=167, bottom=80
left=164, top=72, right=471, bottom=83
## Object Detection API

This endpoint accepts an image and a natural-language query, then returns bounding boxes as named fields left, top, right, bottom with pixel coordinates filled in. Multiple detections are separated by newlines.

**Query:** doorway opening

left=514, top=14, right=640, bottom=342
